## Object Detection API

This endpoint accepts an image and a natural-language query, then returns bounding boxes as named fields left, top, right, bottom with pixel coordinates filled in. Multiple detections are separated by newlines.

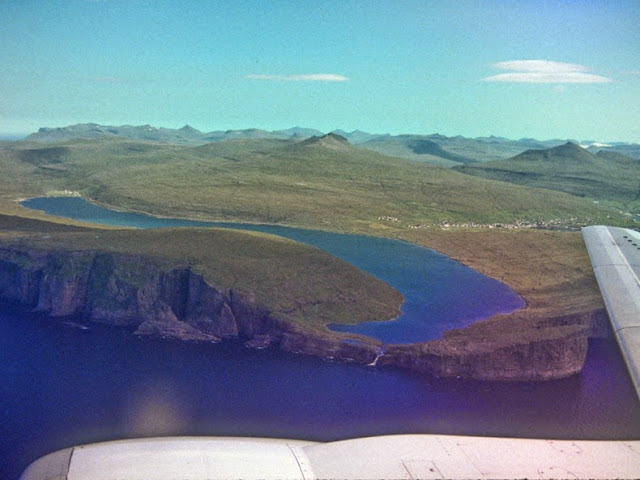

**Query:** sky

left=1, top=0, right=639, bottom=142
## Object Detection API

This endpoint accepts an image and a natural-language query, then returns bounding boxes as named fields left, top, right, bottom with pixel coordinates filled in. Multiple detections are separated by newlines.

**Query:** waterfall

left=368, top=347, right=386, bottom=366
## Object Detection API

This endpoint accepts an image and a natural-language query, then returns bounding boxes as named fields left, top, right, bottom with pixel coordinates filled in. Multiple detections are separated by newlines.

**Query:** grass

left=454, top=143, right=640, bottom=215
left=1, top=134, right=633, bottom=344
left=0, top=214, right=402, bottom=330
left=0, top=136, right=632, bottom=234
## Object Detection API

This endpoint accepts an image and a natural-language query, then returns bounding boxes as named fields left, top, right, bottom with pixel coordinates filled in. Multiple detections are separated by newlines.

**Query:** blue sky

left=1, top=0, right=639, bottom=141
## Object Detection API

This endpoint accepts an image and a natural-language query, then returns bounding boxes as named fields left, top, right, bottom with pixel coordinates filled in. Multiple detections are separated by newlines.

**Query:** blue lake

left=1, top=196, right=639, bottom=479
left=20, top=196, right=525, bottom=343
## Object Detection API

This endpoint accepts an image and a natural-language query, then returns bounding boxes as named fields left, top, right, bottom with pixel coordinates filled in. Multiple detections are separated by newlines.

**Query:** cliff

left=0, top=248, right=279, bottom=343
left=379, top=324, right=588, bottom=381
left=0, top=246, right=589, bottom=381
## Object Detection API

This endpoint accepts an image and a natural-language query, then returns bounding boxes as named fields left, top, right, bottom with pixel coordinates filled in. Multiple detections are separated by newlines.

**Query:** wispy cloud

left=244, top=73, right=349, bottom=82
left=483, top=60, right=612, bottom=83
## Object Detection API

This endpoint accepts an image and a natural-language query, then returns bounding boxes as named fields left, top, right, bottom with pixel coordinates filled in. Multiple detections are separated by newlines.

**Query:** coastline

left=0, top=195, right=611, bottom=380
left=0, top=232, right=589, bottom=381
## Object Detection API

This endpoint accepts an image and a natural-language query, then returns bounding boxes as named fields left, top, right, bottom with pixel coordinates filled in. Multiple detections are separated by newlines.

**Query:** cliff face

left=0, top=246, right=589, bottom=381
left=0, top=248, right=274, bottom=343
left=379, top=325, right=588, bottom=381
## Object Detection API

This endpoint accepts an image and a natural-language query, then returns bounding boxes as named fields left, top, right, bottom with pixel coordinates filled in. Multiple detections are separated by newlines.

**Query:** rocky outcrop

left=279, top=324, right=382, bottom=364
left=378, top=325, right=589, bottom=381
left=533, top=308, right=611, bottom=339
left=0, top=248, right=275, bottom=342
left=0, top=246, right=591, bottom=381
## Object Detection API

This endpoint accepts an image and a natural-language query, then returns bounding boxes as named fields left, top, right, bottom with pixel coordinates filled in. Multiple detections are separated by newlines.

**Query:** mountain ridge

left=23, top=123, right=640, bottom=164
left=454, top=142, right=640, bottom=212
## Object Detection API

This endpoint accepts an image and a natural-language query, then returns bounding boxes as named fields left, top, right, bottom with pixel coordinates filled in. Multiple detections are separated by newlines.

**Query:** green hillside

left=454, top=142, right=640, bottom=214
left=0, top=135, right=631, bottom=232
left=1, top=135, right=630, bottom=230
left=356, top=135, right=477, bottom=166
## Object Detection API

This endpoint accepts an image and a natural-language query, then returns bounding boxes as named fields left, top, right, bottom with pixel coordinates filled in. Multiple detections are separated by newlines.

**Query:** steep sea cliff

left=0, top=245, right=590, bottom=381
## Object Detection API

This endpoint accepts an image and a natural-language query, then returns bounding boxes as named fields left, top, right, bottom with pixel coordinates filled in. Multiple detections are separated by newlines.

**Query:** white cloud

left=244, top=74, right=349, bottom=82
left=493, top=60, right=587, bottom=73
left=483, top=60, right=612, bottom=83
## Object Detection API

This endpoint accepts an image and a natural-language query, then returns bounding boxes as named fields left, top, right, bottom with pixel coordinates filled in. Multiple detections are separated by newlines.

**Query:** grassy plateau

left=0, top=214, right=401, bottom=330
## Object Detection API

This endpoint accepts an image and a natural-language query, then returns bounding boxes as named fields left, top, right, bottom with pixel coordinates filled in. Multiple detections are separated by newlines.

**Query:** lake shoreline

left=1, top=197, right=597, bottom=381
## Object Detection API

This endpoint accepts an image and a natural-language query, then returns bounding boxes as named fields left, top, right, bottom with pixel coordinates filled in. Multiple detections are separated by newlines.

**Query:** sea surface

left=1, top=197, right=639, bottom=479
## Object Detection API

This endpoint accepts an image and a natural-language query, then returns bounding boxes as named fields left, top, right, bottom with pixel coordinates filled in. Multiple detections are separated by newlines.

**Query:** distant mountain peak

left=517, top=141, right=591, bottom=160
left=329, top=129, right=377, bottom=144
left=454, top=136, right=640, bottom=205
left=322, top=132, right=349, bottom=143
left=179, top=124, right=201, bottom=133
left=300, top=132, right=350, bottom=148
left=548, top=141, right=591, bottom=156
left=559, top=141, right=582, bottom=148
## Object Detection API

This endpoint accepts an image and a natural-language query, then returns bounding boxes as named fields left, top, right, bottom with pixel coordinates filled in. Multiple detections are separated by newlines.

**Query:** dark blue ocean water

left=2, top=308, right=639, bottom=480
left=1, top=196, right=638, bottom=479
left=21, top=196, right=525, bottom=343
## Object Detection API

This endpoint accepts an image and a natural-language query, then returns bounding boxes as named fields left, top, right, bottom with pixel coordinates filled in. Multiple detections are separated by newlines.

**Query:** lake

left=1, top=197, right=638, bottom=479
left=20, top=196, right=525, bottom=343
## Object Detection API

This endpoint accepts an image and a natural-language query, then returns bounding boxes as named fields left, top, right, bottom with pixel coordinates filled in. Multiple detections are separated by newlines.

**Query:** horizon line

left=4, top=123, right=638, bottom=145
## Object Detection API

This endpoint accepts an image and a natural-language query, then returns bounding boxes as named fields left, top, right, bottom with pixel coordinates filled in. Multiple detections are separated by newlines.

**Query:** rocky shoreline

left=0, top=246, right=596, bottom=381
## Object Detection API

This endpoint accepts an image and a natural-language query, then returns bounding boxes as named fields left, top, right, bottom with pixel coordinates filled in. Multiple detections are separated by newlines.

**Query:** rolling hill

left=0, top=134, right=630, bottom=232
left=23, top=122, right=640, bottom=166
left=25, top=123, right=325, bottom=145
left=353, top=135, right=477, bottom=166
left=454, top=142, right=640, bottom=214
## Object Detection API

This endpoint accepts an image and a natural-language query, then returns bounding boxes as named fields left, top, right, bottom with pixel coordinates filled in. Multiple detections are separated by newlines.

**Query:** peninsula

left=0, top=211, right=596, bottom=382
